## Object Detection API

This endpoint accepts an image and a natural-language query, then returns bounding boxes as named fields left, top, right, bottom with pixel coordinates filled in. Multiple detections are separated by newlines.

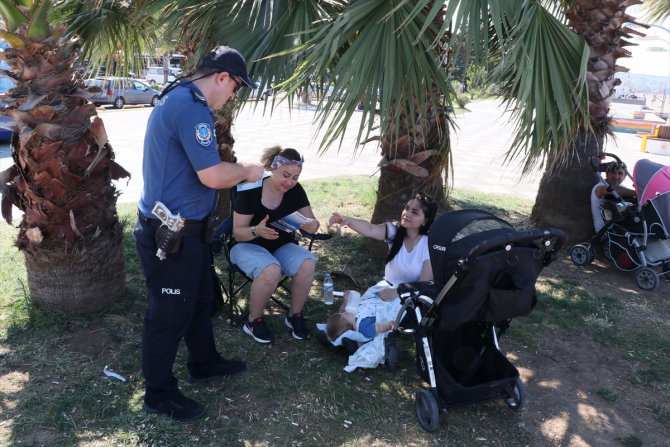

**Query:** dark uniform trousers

left=134, top=215, right=220, bottom=397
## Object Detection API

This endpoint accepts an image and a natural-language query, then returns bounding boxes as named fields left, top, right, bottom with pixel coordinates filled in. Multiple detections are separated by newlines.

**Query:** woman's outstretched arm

left=328, top=212, right=388, bottom=241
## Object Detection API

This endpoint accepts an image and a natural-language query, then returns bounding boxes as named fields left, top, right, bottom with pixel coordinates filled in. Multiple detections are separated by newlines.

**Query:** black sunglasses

left=233, top=76, right=243, bottom=93
left=416, top=192, right=435, bottom=203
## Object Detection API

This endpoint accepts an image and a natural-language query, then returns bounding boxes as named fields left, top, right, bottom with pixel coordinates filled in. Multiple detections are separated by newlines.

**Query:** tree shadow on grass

left=4, top=198, right=667, bottom=445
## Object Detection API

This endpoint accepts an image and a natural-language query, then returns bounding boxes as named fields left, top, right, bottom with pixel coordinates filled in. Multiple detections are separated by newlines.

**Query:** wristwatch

left=250, top=226, right=257, bottom=238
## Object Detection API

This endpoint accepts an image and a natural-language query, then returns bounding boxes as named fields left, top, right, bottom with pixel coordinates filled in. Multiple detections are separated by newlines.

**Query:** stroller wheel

left=415, top=390, right=441, bottom=432
left=505, top=377, right=527, bottom=411
left=635, top=267, right=659, bottom=291
left=570, top=243, right=594, bottom=266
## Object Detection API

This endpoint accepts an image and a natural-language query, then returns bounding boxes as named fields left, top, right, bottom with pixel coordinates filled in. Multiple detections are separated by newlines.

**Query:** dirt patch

left=513, top=255, right=670, bottom=447
left=64, top=320, right=109, bottom=360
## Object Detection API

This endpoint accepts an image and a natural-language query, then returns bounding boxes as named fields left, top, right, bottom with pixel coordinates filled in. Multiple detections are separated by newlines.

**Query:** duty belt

left=138, top=211, right=205, bottom=236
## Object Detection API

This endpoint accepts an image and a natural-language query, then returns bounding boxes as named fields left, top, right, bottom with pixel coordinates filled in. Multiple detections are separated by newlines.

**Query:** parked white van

left=144, top=66, right=181, bottom=85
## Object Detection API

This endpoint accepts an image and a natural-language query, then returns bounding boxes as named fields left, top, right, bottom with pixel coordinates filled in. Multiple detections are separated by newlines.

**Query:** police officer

left=134, top=46, right=264, bottom=422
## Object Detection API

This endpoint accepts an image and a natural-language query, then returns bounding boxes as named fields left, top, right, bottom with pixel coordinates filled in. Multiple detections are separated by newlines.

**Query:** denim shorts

left=230, top=242, right=317, bottom=279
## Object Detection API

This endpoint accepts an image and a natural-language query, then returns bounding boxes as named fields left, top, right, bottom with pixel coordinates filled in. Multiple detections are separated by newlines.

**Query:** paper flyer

left=269, top=211, right=314, bottom=233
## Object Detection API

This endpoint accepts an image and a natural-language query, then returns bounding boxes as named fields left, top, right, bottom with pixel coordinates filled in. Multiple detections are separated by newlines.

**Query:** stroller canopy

left=633, top=159, right=670, bottom=238
left=633, top=159, right=670, bottom=204
left=426, top=209, right=561, bottom=332
left=428, top=209, right=515, bottom=284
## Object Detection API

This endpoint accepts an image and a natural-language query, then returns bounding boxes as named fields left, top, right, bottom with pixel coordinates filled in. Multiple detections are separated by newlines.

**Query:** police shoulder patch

left=194, top=123, right=213, bottom=146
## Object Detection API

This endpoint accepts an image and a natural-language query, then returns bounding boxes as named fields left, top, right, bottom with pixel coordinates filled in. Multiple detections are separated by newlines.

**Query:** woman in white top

left=328, top=192, right=438, bottom=300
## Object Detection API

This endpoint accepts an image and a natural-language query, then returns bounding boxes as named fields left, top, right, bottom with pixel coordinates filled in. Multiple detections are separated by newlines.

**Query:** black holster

left=203, top=213, right=221, bottom=244
left=155, top=224, right=184, bottom=256
left=154, top=220, right=206, bottom=258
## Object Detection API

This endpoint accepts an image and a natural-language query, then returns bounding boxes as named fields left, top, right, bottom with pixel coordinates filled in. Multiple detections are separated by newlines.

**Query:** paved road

left=96, top=101, right=383, bottom=204
left=1, top=99, right=667, bottom=208
left=449, top=100, right=669, bottom=199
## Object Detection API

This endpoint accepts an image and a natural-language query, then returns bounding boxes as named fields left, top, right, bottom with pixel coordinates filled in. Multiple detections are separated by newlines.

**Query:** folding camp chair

left=211, top=186, right=331, bottom=326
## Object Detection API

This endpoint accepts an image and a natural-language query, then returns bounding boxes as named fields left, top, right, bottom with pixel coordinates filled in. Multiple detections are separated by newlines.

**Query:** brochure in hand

left=269, top=211, right=314, bottom=233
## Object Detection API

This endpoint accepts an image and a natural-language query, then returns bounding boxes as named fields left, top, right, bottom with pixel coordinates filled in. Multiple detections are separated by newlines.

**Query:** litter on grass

left=103, top=365, right=126, bottom=382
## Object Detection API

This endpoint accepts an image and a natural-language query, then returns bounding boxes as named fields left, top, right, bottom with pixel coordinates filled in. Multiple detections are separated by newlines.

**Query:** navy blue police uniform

left=134, top=81, right=223, bottom=401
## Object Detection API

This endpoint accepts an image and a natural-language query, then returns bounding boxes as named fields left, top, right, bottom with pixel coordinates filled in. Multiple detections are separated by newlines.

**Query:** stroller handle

left=591, top=152, right=633, bottom=182
left=591, top=152, right=623, bottom=171
left=459, top=228, right=566, bottom=271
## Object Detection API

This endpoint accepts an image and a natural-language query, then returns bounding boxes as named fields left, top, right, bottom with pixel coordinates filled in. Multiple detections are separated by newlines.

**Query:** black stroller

left=385, top=209, right=564, bottom=432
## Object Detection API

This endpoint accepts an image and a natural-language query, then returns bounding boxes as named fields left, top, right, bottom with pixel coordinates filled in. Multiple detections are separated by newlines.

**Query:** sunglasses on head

left=417, top=192, right=435, bottom=203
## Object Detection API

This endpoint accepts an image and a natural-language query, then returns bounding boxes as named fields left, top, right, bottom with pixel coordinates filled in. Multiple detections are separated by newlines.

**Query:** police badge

left=195, top=123, right=213, bottom=146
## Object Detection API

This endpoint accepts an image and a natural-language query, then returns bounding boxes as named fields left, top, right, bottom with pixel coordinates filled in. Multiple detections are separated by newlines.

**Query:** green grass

left=1, top=176, right=669, bottom=446
left=511, top=276, right=670, bottom=394
left=449, top=187, right=534, bottom=216
left=594, top=388, right=618, bottom=402
left=303, top=176, right=377, bottom=219
left=616, top=435, right=643, bottom=447
left=651, top=402, right=670, bottom=427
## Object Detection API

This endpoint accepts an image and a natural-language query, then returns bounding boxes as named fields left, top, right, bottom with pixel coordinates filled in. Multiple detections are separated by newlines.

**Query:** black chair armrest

left=298, top=229, right=331, bottom=240
left=303, top=231, right=333, bottom=241
left=299, top=230, right=332, bottom=250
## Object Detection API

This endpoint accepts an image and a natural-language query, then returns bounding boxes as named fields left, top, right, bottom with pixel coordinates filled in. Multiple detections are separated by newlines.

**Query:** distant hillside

left=615, top=72, right=669, bottom=95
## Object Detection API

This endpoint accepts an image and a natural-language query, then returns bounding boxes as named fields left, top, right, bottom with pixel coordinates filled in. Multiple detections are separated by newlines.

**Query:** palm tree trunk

left=0, top=24, right=130, bottom=315
left=531, top=0, right=646, bottom=240
left=162, top=52, right=170, bottom=84
left=531, top=132, right=601, bottom=241
left=367, top=0, right=448, bottom=257
left=23, top=226, right=126, bottom=314
left=368, top=89, right=448, bottom=256
left=371, top=169, right=423, bottom=223
left=213, top=107, right=237, bottom=218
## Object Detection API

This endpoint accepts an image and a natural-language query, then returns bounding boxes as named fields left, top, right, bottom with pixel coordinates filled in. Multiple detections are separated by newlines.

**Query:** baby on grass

left=318, top=284, right=402, bottom=372
left=326, top=288, right=397, bottom=343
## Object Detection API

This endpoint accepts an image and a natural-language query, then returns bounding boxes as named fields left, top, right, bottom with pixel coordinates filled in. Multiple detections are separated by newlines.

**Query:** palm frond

left=152, top=0, right=235, bottom=65
left=0, top=0, right=28, bottom=32
left=493, top=1, right=590, bottom=173
left=52, top=0, right=159, bottom=76
left=153, top=0, right=338, bottom=101
left=285, top=0, right=453, bottom=159
left=399, top=0, right=519, bottom=63
left=26, top=0, right=50, bottom=40
left=640, top=0, right=670, bottom=23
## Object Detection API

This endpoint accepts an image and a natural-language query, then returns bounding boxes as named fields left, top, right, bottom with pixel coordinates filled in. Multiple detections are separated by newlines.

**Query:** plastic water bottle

left=344, top=291, right=361, bottom=313
left=323, top=273, right=334, bottom=305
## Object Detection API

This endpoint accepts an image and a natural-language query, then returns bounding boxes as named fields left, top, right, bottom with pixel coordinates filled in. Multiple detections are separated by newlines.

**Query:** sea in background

left=613, top=72, right=670, bottom=118
left=615, top=73, right=669, bottom=96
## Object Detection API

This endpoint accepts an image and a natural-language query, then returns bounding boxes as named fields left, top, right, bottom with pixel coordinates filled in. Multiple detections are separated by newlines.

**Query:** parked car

left=143, top=66, right=181, bottom=85
left=250, top=79, right=274, bottom=100
left=84, top=77, right=161, bottom=109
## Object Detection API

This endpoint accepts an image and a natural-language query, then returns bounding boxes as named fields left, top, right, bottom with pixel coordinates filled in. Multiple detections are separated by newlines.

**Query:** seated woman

left=320, top=193, right=437, bottom=369
left=591, top=162, right=637, bottom=232
left=231, top=146, right=320, bottom=344
left=328, top=192, right=438, bottom=297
